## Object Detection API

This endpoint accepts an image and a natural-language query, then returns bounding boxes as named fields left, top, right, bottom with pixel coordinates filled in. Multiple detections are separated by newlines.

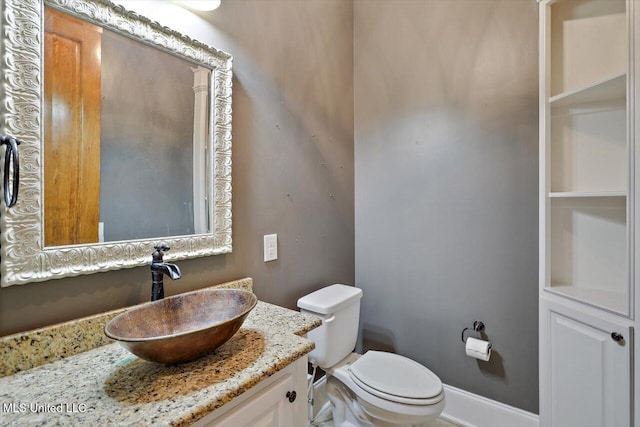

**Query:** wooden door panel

left=44, top=7, right=102, bottom=246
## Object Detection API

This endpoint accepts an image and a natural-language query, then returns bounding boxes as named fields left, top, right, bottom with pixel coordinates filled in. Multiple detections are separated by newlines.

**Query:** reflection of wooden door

left=44, top=7, right=102, bottom=246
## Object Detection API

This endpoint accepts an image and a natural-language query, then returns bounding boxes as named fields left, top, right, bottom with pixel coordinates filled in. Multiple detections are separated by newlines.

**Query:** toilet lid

left=349, top=351, right=442, bottom=400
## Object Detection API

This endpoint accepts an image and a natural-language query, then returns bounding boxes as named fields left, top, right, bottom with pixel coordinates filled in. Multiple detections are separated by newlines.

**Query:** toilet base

left=327, top=377, right=374, bottom=426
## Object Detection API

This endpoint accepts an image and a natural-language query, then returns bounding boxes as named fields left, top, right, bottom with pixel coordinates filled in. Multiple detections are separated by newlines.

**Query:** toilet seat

left=328, top=352, right=445, bottom=425
left=348, top=351, right=443, bottom=405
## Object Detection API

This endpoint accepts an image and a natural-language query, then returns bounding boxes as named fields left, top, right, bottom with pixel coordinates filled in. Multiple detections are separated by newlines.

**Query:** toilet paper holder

left=461, top=320, right=485, bottom=343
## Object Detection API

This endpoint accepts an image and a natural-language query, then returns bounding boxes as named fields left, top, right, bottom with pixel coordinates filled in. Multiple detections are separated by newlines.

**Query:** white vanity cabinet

left=192, top=356, right=308, bottom=427
left=538, top=0, right=639, bottom=425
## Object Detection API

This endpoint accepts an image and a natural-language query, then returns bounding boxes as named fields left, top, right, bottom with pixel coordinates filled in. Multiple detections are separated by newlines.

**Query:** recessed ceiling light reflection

left=177, top=0, right=221, bottom=11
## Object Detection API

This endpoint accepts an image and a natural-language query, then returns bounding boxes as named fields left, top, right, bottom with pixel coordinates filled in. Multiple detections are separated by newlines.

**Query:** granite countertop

left=0, top=278, right=321, bottom=426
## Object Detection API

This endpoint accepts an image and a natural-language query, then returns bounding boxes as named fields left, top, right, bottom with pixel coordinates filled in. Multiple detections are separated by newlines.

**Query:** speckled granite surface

left=0, top=278, right=254, bottom=377
left=0, top=278, right=321, bottom=426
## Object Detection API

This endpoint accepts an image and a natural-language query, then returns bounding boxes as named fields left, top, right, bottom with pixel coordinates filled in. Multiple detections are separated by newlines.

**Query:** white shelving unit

left=539, top=0, right=637, bottom=426
left=543, top=0, right=629, bottom=312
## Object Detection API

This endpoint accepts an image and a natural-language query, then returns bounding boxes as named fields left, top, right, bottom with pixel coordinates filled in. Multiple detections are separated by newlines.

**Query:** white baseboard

left=441, top=384, right=539, bottom=427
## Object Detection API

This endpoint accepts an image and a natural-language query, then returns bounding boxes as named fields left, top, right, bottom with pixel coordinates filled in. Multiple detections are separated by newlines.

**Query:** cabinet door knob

left=286, top=390, right=297, bottom=403
left=611, top=332, right=624, bottom=342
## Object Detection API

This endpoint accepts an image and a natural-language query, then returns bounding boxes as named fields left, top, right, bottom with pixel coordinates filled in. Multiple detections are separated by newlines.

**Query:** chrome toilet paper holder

left=461, top=320, right=485, bottom=343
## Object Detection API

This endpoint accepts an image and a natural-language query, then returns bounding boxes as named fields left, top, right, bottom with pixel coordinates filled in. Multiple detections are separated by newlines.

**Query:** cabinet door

left=541, top=301, right=631, bottom=427
left=209, top=372, right=298, bottom=427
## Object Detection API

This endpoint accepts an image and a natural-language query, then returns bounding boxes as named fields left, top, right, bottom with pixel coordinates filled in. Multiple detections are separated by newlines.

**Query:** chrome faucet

left=150, top=244, right=182, bottom=301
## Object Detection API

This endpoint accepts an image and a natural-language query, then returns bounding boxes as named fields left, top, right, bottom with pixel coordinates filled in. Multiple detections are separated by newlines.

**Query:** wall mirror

left=0, top=0, right=233, bottom=287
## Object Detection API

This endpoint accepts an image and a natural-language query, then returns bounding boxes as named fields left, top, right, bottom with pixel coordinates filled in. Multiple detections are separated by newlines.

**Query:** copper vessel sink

left=105, top=289, right=257, bottom=364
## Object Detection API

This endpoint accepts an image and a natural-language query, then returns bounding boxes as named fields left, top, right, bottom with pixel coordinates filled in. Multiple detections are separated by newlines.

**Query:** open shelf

left=550, top=107, right=626, bottom=193
left=549, top=73, right=626, bottom=109
left=550, top=0, right=626, bottom=97
left=549, top=191, right=626, bottom=198
left=549, top=196, right=627, bottom=314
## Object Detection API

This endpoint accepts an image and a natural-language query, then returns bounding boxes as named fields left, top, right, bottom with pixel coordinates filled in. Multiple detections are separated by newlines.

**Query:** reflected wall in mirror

left=0, top=0, right=233, bottom=287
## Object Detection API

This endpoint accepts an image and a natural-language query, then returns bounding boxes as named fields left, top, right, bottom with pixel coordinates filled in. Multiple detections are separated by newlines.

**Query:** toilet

left=298, top=284, right=445, bottom=427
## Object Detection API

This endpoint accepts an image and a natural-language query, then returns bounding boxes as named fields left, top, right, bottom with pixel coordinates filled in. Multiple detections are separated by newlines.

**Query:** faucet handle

left=154, top=243, right=170, bottom=252
left=152, top=243, right=170, bottom=263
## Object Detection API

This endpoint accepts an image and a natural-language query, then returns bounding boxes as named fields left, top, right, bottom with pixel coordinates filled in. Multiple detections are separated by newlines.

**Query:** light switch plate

left=264, top=234, right=278, bottom=262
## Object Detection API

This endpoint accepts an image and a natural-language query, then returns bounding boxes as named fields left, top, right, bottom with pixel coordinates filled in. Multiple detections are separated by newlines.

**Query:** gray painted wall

left=354, top=0, right=539, bottom=413
left=0, top=0, right=354, bottom=336
left=100, top=30, right=195, bottom=241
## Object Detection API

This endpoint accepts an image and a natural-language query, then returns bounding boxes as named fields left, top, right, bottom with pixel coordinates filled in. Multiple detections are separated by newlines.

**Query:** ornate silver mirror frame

left=0, top=0, right=233, bottom=287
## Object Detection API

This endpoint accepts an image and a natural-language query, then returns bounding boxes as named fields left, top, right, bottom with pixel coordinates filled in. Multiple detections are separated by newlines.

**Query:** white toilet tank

left=297, top=284, right=363, bottom=368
